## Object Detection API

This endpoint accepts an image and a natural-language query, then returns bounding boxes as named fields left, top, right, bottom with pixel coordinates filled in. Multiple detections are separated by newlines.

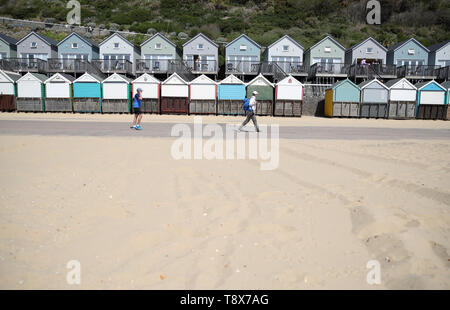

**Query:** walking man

left=239, top=90, right=260, bottom=132
left=131, top=88, right=143, bottom=130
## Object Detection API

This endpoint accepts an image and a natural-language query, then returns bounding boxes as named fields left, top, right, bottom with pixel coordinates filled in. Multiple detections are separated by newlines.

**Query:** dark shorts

left=133, top=107, right=141, bottom=115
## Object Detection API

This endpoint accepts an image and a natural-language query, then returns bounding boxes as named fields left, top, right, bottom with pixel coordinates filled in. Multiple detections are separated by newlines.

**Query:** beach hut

left=101, top=73, right=132, bottom=113
left=428, top=40, right=450, bottom=68
left=57, top=32, right=99, bottom=61
left=138, top=33, right=181, bottom=74
left=324, top=79, right=361, bottom=117
left=98, top=32, right=140, bottom=75
left=304, top=35, right=346, bottom=67
left=189, top=74, right=217, bottom=114
left=0, top=70, right=20, bottom=111
left=387, top=38, right=429, bottom=67
left=246, top=74, right=274, bottom=116
left=264, top=35, right=304, bottom=75
left=183, top=33, right=219, bottom=75
left=441, top=81, right=450, bottom=120
left=345, top=37, right=387, bottom=65
left=415, top=80, right=447, bottom=120
left=44, top=73, right=75, bottom=112
left=17, top=31, right=58, bottom=60
left=131, top=73, right=160, bottom=113
left=225, top=34, right=261, bottom=75
left=16, top=72, right=47, bottom=112
left=160, top=73, right=189, bottom=114
left=274, top=75, right=303, bottom=117
left=359, top=79, right=389, bottom=118
left=73, top=72, right=103, bottom=113
left=0, top=33, right=18, bottom=59
left=217, top=74, right=246, bottom=115
left=384, top=78, right=417, bottom=119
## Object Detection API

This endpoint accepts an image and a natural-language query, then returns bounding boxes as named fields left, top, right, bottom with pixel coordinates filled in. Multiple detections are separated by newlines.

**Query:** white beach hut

left=44, top=73, right=75, bottom=112
left=274, top=75, right=303, bottom=117
left=189, top=74, right=217, bottom=114
left=16, top=72, right=47, bottom=112
left=101, top=73, right=132, bottom=113
left=131, top=73, right=160, bottom=113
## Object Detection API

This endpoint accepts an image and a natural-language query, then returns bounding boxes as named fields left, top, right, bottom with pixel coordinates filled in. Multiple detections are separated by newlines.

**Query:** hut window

left=72, top=42, right=78, bottom=49
left=240, top=44, right=247, bottom=51
left=155, top=43, right=162, bottom=49
left=408, top=49, right=415, bottom=55
left=366, top=47, right=373, bottom=54
left=114, top=43, right=119, bottom=49
left=197, top=43, right=204, bottom=50
left=30, top=42, right=37, bottom=49
left=324, top=47, right=331, bottom=53
left=283, top=45, right=289, bottom=52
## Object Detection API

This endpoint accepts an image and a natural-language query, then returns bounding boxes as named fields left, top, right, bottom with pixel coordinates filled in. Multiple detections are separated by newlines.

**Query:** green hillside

left=0, top=0, right=449, bottom=48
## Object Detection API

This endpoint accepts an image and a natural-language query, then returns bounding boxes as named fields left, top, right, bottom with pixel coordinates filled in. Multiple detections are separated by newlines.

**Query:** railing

left=0, top=58, right=47, bottom=72
left=167, top=60, right=195, bottom=81
left=373, top=64, right=397, bottom=77
left=225, top=60, right=261, bottom=74
left=185, top=59, right=217, bottom=73
left=270, top=62, right=308, bottom=75
left=397, top=65, right=440, bottom=78
left=136, top=59, right=171, bottom=73
left=92, top=59, right=133, bottom=75
left=47, top=58, right=89, bottom=72
left=48, top=58, right=105, bottom=77
left=310, top=63, right=349, bottom=77
left=436, top=66, right=449, bottom=81
left=348, top=64, right=396, bottom=78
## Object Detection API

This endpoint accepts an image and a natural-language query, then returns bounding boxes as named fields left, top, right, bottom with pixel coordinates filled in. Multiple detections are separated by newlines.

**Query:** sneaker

left=130, top=125, right=136, bottom=129
left=135, top=125, right=142, bottom=130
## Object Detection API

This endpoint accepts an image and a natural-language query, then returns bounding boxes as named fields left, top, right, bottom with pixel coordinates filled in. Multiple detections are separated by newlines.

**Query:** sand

left=0, top=113, right=449, bottom=289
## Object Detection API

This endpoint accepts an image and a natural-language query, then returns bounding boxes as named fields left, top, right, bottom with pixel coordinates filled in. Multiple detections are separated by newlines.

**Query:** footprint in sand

left=430, top=241, right=450, bottom=268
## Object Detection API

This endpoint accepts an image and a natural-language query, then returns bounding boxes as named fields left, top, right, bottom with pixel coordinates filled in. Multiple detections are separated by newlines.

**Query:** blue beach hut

left=324, top=79, right=361, bottom=117
left=217, top=74, right=246, bottom=115
left=73, top=72, right=103, bottom=113
left=415, top=80, right=446, bottom=120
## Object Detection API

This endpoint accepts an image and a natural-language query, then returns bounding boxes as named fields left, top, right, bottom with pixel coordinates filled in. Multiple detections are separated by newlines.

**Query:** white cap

left=253, top=91, right=258, bottom=95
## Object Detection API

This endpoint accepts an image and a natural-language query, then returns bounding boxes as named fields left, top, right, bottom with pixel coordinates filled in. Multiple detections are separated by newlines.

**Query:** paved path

left=0, top=120, right=449, bottom=140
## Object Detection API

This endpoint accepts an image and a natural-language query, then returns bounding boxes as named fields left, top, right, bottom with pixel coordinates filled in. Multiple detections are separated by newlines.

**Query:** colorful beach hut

left=101, top=73, right=132, bottom=113
left=324, top=79, right=360, bottom=117
left=131, top=73, right=160, bottom=113
left=189, top=74, right=217, bottom=114
left=274, top=75, right=303, bottom=117
left=160, top=73, right=189, bottom=114
left=73, top=73, right=103, bottom=113
left=217, top=74, right=246, bottom=115
left=44, top=73, right=75, bottom=112
left=16, top=73, right=47, bottom=112
left=384, top=78, right=417, bottom=119
left=246, top=74, right=274, bottom=116
left=415, top=80, right=447, bottom=120
left=441, top=81, right=450, bottom=120
left=0, top=70, right=20, bottom=111
left=359, top=79, right=389, bottom=118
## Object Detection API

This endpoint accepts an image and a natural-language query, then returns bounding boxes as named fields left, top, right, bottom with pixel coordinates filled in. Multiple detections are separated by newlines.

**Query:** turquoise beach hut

left=442, top=81, right=450, bottom=120
left=324, top=79, right=361, bottom=117
left=415, top=80, right=446, bottom=120
left=217, top=74, right=246, bottom=115
left=73, top=72, right=103, bottom=113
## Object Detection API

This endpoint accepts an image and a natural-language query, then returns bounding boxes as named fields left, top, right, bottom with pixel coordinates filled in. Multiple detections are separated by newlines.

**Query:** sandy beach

left=0, top=113, right=449, bottom=289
